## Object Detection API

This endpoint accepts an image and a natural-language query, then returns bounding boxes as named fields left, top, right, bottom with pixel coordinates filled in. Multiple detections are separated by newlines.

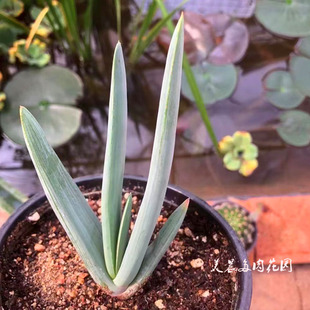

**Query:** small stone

left=155, top=299, right=166, bottom=309
left=213, top=233, right=218, bottom=241
left=201, top=236, right=207, bottom=243
left=124, top=192, right=130, bottom=199
left=190, top=258, right=204, bottom=268
left=78, top=272, right=89, bottom=284
left=214, top=249, right=220, bottom=255
left=34, top=244, right=45, bottom=252
left=184, top=227, right=195, bottom=238
left=28, top=212, right=40, bottom=222
left=201, top=290, right=210, bottom=298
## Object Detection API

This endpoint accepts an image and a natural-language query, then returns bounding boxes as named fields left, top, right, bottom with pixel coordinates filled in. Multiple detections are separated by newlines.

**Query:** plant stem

left=156, top=0, right=220, bottom=155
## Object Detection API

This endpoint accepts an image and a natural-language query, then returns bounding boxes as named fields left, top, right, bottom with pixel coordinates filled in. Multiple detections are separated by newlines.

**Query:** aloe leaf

left=115, top=194, right=132, bottom=272
left=101, top=42, right=127, bottom=279
left=20, top=107, right=116, bottom=290
left=113, top=15, right=184, bottom=288
left=0, top=177, right=27, bottom=214
left=130, top=199, right=188, bottom=288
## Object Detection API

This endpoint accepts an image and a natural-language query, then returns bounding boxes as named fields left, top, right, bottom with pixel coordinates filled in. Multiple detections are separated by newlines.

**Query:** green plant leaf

left=263, top=70, right=305, bottom=109
left=277, top=110, right=310, bottom=146
left=290, top=56, right=310, bottom=96
left=113, top=15, right=184, bottom=288
left=255, top=0, right=310, bottom=37
left=0, top=65, right=83, bottom=147
left=20, top=107, right=116, bottom=290
left=129, top=199, right=188, bottom=289
left=0, top=0, right=24, bottom=17
left=101, top=43, right=127, bottom=279
left=182, top=62, right=238, bottom=104
left=0, top=11, right=29, bottom=34
left=115, top=194, right=132, bottom=272
left=295, top=36, right=310, bottom=58
left=0, top=23, right=17, bottom=53
left=0, top=177, right=27, bottom=214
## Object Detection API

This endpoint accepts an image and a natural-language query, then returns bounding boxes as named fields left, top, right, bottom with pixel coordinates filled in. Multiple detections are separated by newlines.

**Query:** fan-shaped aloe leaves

left=277, top=110, right=310, bottom=146
left=0, top=65, right=83, bottom=147
left=182, top=62, right=238, bottom=104
left=255, top=0, right=310, bottom=37
left=290, top=56, right=310, bottom=97
left=263, top=70, right=305, bottom=109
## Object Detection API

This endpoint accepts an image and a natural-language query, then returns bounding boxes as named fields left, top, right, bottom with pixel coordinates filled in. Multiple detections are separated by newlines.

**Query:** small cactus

left=215, top=202, right=256, bottom=250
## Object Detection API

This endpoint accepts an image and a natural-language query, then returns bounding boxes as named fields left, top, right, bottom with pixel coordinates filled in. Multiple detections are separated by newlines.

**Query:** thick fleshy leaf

left=20, top=107, right=116, bottom=290
left=1, top=105, right=82, bottom=147
left=115, top=194, right=132, bottom=272
left=295, top=36, right=310, bottom=58
left=182, top=62, right=238, bottom=104
left=255, top=0, right=310, bottom=37
left=223, top=152, right=241, bottom=171
left=129, top=199, right=188, bottom=289
left=0, top=176, right=27, bottom=214
left=276, top=110, right=310, bottom=146
left=0, top=65, right=83, bottom=147
left=208, top=19, right=249, bottom=65
left=101, top=43, right=127, bottom=278
left=290, top=56, right=310, bottom=97
left=113, top=16, right=184, bottom=288
left=263, top=70, right=305, bottom=109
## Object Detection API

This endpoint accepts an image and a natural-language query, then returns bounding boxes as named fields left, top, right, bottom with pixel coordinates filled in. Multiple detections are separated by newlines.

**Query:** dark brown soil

left=0, top=187, right=240, bottom=309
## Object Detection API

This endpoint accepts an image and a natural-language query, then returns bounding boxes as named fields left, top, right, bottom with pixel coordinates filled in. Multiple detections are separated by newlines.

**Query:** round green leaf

left=182, top=62, right=238, bottom=104
left=277, top=110, right=310, bottom=146
left=0, top=65, right=83, bottom=147
left=290, top=56, right=310, bottom=96
left=264, top=70, right=305, bottom=109
left=0, top=0, right=24, bottom=17
left=255, top=0, right=310, bottom=37
left=295, top=36, right=310, bottom=58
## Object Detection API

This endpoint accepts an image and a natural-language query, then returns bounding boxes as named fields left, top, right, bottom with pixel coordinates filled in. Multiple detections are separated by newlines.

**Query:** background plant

left=20, top=16, right=187, bottom=298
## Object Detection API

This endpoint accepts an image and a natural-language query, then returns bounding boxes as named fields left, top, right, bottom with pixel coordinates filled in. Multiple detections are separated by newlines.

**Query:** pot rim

left=0, top=174, right=252, bottom=310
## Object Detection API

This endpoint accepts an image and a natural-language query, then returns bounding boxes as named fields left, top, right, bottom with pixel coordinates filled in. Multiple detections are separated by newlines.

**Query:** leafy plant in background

left=262, top=35, right=310, bottom=147
left=20, top=16, right=187, bottom=298
left=9, top=39, right=50, bottom=67
left=219, top=131, right=258, bottom=177
left=0, top=65, right=83, bottom=147
left=214, top=201, right=257, bottom=250
left=0, top=176, right=27, bottom=214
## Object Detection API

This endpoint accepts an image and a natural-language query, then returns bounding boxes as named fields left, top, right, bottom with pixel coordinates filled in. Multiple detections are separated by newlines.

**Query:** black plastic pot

left=0, top=175, right=252, bottom=309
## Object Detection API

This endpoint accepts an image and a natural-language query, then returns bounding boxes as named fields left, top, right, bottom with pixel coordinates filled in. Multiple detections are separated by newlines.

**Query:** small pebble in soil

left=155, top=299, right=166, bottom=309
left=190, top=258, right=204, bottom=268
left=34, top=243, right=45, bottom=252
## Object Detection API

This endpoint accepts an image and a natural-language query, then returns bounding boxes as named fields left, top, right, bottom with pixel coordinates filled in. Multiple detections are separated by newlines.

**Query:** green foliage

left=263, top=70, right=305, bottom=109
left=255, top=0, right=310, bottom=37
left=0, top=177, right=27, bottom=214
left=0, top=23, right=17, bottom=53
left=215, top=202, right=256, bottom=249
left=20, top=17, right=187, bottom=298
left=0, top=0, right=24, bottom=17
left=0, top=65, right=83, bottom=147
left=8, top=39, right=50, bottom=67
left=296, top=36, right=310, bottom=58
left=290, top=56, right=310, bottom=97
left=181, top=62, right=238, bottom=105
left=277, top=110, right=310, bottom=147
left=219, top=131, right=259, bottom=177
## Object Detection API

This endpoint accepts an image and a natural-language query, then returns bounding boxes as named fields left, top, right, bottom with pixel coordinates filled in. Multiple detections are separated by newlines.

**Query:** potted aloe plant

left=0, top=16, right=252, bottom=309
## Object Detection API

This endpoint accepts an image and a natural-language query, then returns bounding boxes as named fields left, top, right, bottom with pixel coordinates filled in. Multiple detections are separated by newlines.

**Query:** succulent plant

left=20, top=16, right=186, bottom=299
left=219, top=131, right=258, bottom=177
left=215, top=202, right=256, bottom=250
left=9, top=39, right=50, bottom=67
